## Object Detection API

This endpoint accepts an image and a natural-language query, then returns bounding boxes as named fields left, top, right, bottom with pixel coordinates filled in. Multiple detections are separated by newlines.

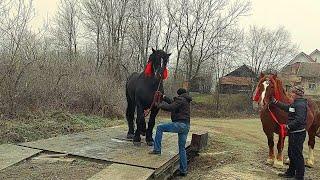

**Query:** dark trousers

left=287, top=131, right=306, bottom=179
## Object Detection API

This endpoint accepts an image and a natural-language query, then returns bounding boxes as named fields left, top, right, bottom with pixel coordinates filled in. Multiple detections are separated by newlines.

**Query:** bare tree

left=167, top=0, right=250, bottom=86
left=242, top=25, right=298, bottom=74
left=51, top=0, right=80, bottom=62
left=130, top=0, right=162, bottom=69
left=0, top=0, right=36, bottom=115
left=81, top=0, right=107, bottom=70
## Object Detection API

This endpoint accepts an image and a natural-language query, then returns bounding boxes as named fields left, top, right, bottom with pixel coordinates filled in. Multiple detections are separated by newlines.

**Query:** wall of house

left=300, top=77, right=320, bottom=96
left=281, top=62, right=300, bottom=75
left=219, top=84, right=251, bottom=94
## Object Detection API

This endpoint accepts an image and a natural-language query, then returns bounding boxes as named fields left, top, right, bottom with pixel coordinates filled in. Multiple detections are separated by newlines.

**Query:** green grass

left=191, top=93, right=255, bottom=118
left=192, top=93, right=214, bottom=105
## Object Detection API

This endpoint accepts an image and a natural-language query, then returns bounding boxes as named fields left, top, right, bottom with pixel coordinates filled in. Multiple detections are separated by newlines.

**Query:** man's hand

left=155, top=102, right=163, bottom=109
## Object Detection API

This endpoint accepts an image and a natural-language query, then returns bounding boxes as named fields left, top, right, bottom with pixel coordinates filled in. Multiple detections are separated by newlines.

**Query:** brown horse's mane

left=273, top=77, right=292, bottom=104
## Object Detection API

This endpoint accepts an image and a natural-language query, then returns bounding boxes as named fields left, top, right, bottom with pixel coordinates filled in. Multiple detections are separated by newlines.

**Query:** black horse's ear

left=152, top=48, right=156, bottom=53
left=167, top=53, right=172, bottom=57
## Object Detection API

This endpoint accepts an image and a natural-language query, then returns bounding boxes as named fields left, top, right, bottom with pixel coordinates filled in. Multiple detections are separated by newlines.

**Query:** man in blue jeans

left=149, top=88, right=192, bottom=176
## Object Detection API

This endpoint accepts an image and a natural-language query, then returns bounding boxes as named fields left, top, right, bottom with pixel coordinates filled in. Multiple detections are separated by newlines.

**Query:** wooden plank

left=88, top=164, right=154, bottom=180
left=0, top=144, right=42, bottom=171
left=20, top=126, right=191, bottom=169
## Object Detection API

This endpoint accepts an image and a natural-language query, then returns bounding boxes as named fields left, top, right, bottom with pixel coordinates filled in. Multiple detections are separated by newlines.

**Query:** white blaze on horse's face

left=260, top=80, right=270, bottom=106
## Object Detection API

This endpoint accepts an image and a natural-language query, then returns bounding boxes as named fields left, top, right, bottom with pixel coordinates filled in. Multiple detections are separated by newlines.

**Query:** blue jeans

left=154, top=122, right=190, bottom=173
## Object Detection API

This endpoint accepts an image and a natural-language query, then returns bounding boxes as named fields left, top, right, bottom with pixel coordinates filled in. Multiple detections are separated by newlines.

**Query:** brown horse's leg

left=274, top=134, right=285, bottom=168
left=266, top=133, right=275, bottom=165
left=306, top=125, right=317, bottom=167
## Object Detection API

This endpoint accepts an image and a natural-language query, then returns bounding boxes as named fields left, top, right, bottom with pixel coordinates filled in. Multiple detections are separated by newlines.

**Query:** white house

left=309, top=49, right=320, bottom=63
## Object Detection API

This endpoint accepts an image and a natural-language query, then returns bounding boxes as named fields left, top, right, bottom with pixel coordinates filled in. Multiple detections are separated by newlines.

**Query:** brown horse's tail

left=315, top=112, right=320, bottom=138
left=309, top=99, right=320, bottom=138
left=306, top=98, right=320, bottom=131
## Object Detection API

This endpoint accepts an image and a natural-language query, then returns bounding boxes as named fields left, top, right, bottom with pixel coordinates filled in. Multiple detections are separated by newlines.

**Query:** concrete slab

left=21, top=127, right=191, bottom=169
left=88, top=164, right=154, bottom=180
left=0, top=144, right=42, bottom=171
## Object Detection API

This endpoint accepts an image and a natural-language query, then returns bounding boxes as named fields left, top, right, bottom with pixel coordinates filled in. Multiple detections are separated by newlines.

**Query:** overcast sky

left=31, top=0, right=320, bottom=54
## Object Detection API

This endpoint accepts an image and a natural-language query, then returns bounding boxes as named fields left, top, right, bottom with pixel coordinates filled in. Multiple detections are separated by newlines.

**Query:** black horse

left=126, top=48, right=171, bottom=146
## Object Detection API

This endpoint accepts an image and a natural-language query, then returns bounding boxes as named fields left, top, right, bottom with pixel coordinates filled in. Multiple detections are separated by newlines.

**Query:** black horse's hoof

left=146, top=141, right=154, bottom=146
left=127, top=133, right=134, bottom=139
left=133, top=141, right=142, bottom=146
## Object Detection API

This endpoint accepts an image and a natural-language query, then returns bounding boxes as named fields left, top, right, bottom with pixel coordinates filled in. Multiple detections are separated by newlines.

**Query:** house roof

left=296, top=62, right=320, bottom=77
left=310, top=49, right=320, bottom=56
left=225, top=64, right=256, bottom=77
left=220, top=76, right=252, bottom=86
left=288, top=52, right=315, bottom=65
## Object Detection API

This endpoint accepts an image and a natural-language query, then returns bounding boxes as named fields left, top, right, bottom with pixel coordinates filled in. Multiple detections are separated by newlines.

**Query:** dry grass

left=0, top=111, right=124, bottom=144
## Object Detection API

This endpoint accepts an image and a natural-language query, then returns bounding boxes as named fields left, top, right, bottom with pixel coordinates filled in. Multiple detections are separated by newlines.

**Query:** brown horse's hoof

left=146, top=141, right=154, bottom=146
left=305, top=159, right=314, bottom=168
left=133, top=141, right=142, bottom=146
left=273, top=159, right=284, bottom=169
left=266, top=158, right=274, bottom=165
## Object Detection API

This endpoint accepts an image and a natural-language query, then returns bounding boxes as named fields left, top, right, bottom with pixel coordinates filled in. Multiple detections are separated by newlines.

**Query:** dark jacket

left=158, top=93, right=192, bottom=124
left=274, top=97, right=307, bottom=133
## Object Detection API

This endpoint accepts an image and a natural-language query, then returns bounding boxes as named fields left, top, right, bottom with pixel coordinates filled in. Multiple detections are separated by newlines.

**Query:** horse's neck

left=280, top=89, right=292, bottom=104
left=142, top=73, right=162, bottom=89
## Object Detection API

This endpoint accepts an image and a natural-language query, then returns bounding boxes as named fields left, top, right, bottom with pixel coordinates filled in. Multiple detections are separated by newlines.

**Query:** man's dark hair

left=177, top=88, right=187, bottom=95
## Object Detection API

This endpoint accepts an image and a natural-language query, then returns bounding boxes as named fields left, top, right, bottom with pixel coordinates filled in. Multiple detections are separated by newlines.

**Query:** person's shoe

left=278, top=172, right=294, bottom=178
left=149, top=150, right=161, bottom=155
left=294, top=176, right=304, bottom=180
left=177, top=170, right=187, bottom=177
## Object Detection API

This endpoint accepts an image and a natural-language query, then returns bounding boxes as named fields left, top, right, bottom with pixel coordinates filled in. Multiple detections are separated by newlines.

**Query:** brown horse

left=253, top=73, right=320, bottom=168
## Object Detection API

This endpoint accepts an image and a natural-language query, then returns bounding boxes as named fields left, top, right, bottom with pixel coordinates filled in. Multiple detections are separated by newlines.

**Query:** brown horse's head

left=253, top=73, right=284, bottom=108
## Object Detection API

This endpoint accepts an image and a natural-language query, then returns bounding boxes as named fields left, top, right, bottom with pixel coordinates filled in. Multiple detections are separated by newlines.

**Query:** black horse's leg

left=146, top=107, right=160, bottom=146
left=126, top=97, right=135, bottom=139
left=133, top=104, right=144, bottom=146
left=140, top=118, right=146, bottom=136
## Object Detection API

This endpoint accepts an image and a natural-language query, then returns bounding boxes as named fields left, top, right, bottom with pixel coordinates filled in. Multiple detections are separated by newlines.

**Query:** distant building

left=219, top=65, right=256, bottom=94
left=189, top=75, right=212, bottom=93
left=280, top=49, right=320, bottom=96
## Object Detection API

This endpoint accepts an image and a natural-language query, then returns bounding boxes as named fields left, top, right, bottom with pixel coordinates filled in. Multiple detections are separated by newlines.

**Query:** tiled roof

left=220, top=76, right=252, bottom=86
left=288, top=52, right=315, bottom=65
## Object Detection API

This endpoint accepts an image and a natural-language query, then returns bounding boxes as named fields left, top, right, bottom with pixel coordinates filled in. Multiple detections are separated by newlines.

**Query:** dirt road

left=176, top=118, right=320, bottom=180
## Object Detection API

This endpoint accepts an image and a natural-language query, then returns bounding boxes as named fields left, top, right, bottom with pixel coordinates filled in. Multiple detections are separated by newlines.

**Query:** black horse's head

left=145, top=48, right=171, bottom=79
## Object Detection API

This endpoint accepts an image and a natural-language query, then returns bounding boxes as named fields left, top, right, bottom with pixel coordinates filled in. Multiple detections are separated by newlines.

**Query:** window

left=309, top=83, right=316, bottom=90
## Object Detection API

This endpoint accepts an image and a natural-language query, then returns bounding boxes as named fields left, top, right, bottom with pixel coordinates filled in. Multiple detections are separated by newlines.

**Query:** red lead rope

left=268, top=104, right=287, bottom=148
left=144, top=91, right=162, bottom=117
